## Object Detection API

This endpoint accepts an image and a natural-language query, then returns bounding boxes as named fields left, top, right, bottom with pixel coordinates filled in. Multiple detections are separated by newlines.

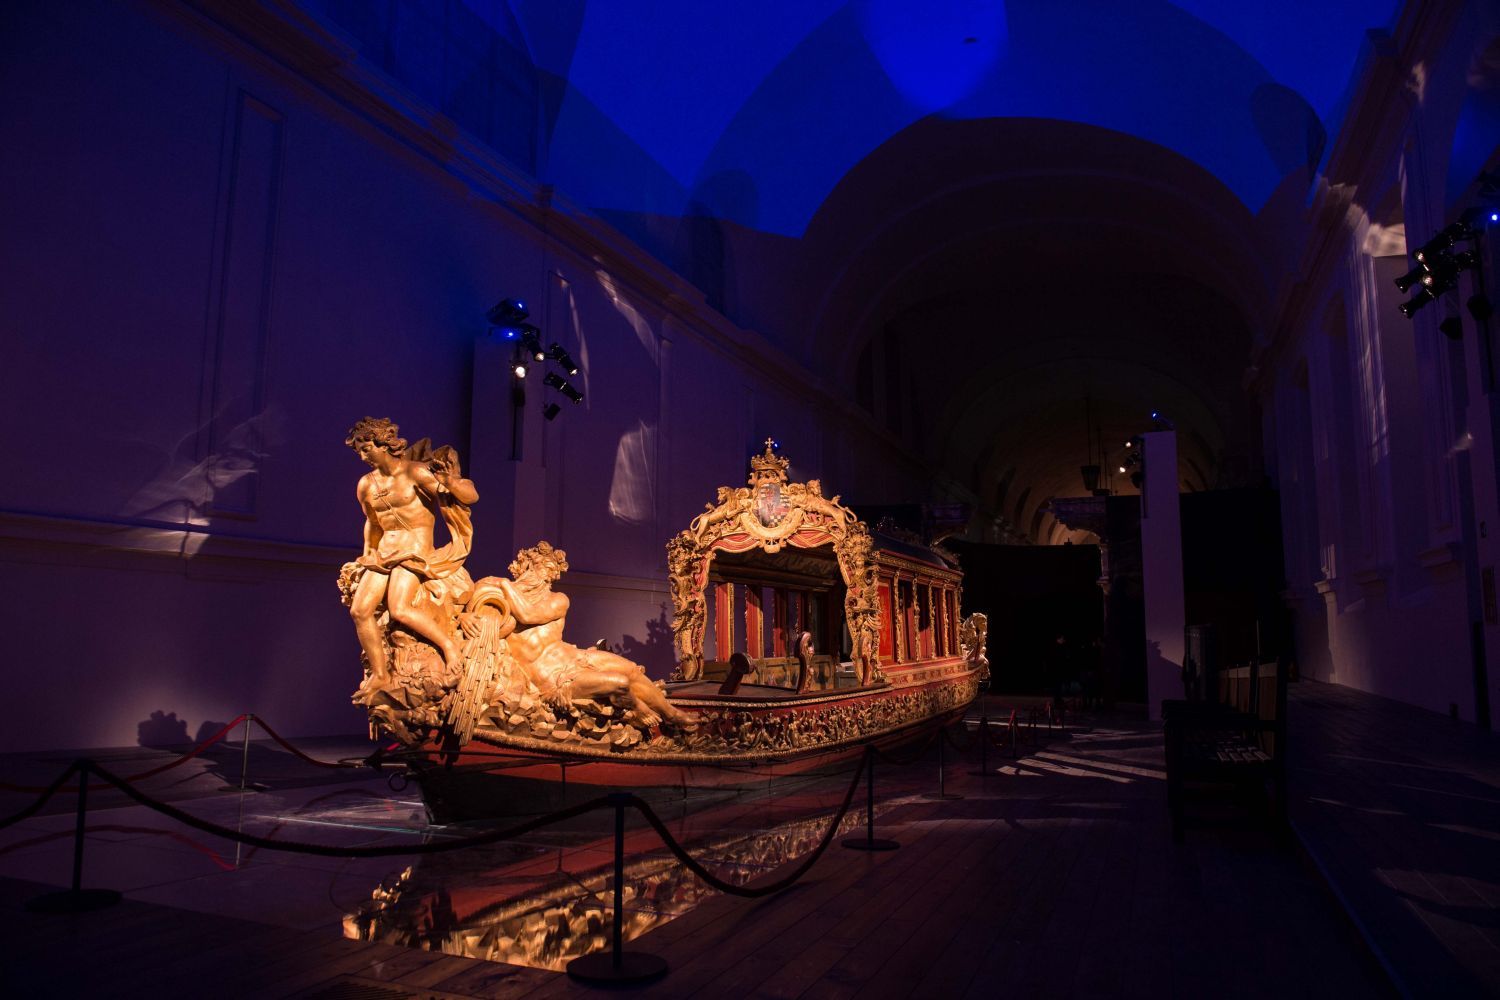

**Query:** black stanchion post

left=971, top=713, right=997, bottom=777
left=924, top=729, right=963, bottom=800
left=27, top=762, right=121, bottom=913
left=566, top=794, right=668, bottom=986
left=842, top=747, right=899, bottom=851
left=220, top=713, right=267, bottom=793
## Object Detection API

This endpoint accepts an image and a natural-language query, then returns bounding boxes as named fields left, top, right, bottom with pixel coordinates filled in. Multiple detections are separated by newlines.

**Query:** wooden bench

left=1163, top=658, right=1288, bottom=842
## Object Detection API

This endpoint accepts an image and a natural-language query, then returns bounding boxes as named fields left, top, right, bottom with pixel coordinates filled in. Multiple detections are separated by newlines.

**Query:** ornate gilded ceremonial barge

left=339, top=420, right=988, bottom=821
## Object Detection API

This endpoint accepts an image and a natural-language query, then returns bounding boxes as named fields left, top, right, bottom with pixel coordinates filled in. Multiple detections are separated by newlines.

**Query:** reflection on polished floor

left=0, top=689, right=1443, bottom=997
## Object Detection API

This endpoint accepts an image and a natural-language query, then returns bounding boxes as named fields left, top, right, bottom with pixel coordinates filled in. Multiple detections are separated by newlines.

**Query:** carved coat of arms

left=756, top=482, right=790, bottom=527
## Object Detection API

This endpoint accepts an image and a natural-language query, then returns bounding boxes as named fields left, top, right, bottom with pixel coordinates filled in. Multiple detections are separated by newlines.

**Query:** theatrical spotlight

left=1440, top=315, right=1464, bottom=340
left=1401, top=249, right=1481, bottom=317
left=1150, top=410, right=1175, bottom=431
left=548, top=343, right=579, bottom=375
left=1395, top=264, right=1426, bottom=294
left=1400, top=286, right=1437, bottom=318
left=1400, top=216, right=1485, bottom=321
left=515, top=326, right=546, bottom=363
left=1412, top=223, right=1471, bottom=264
left=487, top=297, right=528, bottom=327
left=542, top=402, right=561, bottom=421
left=544, top=372, right=584, bottom=403
left=511, top=358, right=528, bottom=379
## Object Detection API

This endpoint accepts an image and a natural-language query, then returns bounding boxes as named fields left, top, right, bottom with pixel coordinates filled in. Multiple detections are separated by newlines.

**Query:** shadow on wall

left=1144, top=638, right=1186, bottom=709
left=613, top=605, right=676, bottom=676
left=138, top=711, right=236, bottom=750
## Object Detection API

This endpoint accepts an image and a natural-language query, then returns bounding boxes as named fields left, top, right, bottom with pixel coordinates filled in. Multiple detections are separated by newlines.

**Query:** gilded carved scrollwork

left=666, top=441, right=883, bottom=684
left=959, top=612, right=990, bottom=686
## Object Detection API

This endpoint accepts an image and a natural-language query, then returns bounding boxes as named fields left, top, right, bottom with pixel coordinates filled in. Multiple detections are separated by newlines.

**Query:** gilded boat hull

left=403, top=659, right=981, bottom=822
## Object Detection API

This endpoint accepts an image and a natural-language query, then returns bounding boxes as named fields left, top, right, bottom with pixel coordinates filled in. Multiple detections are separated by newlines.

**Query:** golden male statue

left=344, top=417, right=477, bottom=701
left=496, top=542, right=695, bottom=729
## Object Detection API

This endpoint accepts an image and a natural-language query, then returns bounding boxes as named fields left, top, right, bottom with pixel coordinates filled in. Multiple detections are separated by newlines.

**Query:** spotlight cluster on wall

left=1395, top=208, right=1490, bottom=329
left=486, top=296, right=585, bottom=420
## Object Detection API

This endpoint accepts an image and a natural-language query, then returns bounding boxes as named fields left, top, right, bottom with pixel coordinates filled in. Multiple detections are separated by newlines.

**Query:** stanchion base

left=922, top=792, right=965, bottom=800
left=841, top=836, right=900, bottom=851
left=217, top=783, right=270, bottom=793
left=567, top=950, right=669, bottom=986
left=26, top=888, right=122, bottom=913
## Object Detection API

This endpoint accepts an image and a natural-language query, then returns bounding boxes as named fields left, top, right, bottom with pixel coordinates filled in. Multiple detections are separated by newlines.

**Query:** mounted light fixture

left=548, top=343, right=579, bottom=375
left=1394, top=264, right=1426, bottom=293
left=489, top=296, right=586, bottom=421
left=486, top=297, right=528, bottom=327
left=544, top=372, right=584, bottom=403
left=1400, top=286, right=1437, bottom=318
left=1413, top=223, right=1470, bottom=264
left=1398, top=216, right=1485, bottom=323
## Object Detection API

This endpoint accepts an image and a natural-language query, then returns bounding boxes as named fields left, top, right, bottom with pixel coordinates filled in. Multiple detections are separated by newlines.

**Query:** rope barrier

left=1, top=742, right=867, bottom=877
left=0, top=761, right=82, bottom=830
left=248, top=716, right=361, bottom=770
left=0, top=713, right=361, bottom=795
left=4, top=707, right=1006, bottom=917
left=0, top=716, right=248, bottom=794
left=624, top=750, right=866, bottom=898
left=6, top=712, right=1011, bottom=959
left=61, top=760, right=612, bottom=857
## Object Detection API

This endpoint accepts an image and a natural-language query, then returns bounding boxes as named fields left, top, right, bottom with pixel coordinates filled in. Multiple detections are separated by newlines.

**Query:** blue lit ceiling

left=505, top=0, right=1397, bottom=236
left=305, top=0, right=1405, bottom=540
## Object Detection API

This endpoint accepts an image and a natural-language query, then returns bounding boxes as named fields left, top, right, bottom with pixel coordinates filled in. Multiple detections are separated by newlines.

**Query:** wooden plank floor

left=0, top=698, right=1387, bottom=998
left=1288, top=681, right=1500, bottom=997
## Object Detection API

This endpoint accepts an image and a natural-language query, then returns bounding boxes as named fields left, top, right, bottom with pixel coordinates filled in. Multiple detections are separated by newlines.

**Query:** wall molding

left=0, top=508, right=350, bottom=568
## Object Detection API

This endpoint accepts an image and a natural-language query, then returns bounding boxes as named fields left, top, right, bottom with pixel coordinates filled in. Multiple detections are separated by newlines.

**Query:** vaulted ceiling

left=309, top=0, right=1401, bottom=541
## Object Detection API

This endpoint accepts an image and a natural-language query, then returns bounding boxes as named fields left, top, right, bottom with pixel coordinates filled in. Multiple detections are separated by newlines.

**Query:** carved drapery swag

left=667, top=442, right=884, bottom=684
